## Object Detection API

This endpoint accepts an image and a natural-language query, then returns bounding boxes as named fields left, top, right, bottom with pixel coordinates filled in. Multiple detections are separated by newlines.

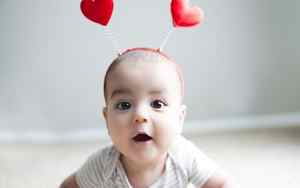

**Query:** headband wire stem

left=104, top=27, right=122, bottom=56
left=159, top=27, right=174, bottom=51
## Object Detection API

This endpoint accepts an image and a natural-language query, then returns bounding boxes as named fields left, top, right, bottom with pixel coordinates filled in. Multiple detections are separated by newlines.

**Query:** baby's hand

left=59, top=173, right=79, bottom=188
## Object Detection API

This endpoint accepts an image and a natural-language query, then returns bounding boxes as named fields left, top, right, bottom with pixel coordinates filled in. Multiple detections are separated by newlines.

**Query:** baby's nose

left=135, top=116, right=148, bottom=123
left=133, top=106, right=149, bottom=124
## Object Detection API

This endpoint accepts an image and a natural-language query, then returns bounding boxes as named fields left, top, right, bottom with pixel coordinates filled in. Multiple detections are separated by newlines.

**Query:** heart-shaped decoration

left=80, top=0, right=114, bottom=26
left=171, top=0, right=204, bottom=27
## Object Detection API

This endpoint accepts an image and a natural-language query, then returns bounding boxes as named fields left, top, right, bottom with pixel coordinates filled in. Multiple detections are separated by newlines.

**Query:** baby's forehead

left=108, top=51, right=179, bottom=81
left=103, top=49, right=184, bottom=102
left=113, top=59, right=174, bottom=75
left=109, top=60, right=180, bottom=89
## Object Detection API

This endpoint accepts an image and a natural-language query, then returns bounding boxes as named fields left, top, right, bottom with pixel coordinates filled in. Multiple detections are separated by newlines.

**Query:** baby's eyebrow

left=110, top=88, right=132, bottom=99
left=110, top=88, right=167, bottom=99
left=149, top=89, right=166, bottom=95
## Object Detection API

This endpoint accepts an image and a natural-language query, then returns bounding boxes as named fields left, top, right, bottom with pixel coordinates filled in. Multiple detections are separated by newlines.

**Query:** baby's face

left=103, top=56, right=186, bottom=163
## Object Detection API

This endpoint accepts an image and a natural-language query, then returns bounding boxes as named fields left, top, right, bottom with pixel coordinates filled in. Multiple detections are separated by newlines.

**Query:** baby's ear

left=177, top=104, right=186, bottom=134
left=102, top=107, right=108, bottom=120
left=102, top=107, right=111, bottom=135
left=179, top=104, right=186, bottom=123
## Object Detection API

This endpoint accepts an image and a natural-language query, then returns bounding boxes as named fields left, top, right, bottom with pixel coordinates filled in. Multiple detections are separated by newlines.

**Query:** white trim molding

left=183, top=112, right=300, bottom=135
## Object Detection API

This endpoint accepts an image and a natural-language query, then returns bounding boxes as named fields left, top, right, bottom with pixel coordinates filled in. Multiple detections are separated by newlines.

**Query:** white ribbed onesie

left=75, top=136, right=219, bottom=188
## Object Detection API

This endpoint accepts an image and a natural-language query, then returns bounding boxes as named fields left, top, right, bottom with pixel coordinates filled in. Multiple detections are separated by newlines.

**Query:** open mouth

left=132, top=133, right=152, bottom=142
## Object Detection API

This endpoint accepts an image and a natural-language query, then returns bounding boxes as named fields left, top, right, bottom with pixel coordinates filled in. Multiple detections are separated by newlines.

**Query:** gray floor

left=1, top=127, right=299, bottom=188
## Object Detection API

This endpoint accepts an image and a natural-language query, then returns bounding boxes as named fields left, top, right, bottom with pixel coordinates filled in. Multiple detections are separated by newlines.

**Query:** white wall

left=0, top=0, right=300, bottom=133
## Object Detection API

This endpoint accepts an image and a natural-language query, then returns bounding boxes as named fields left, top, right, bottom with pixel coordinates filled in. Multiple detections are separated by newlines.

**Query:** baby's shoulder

left=93, top=144, right=118, bottom=161
left=169, top=136, right=202, bottom=158
left=168, top=136, right=215, bottom=170
left=168, top=136, right=196, bottom=167
left=81, top=144, right=115, bottom=167
left=75, top=144, right=119, bottom=188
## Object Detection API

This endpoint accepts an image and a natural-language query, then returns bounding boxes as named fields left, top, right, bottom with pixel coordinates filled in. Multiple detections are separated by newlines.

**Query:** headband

left=80, top=0, right=204, bottom=54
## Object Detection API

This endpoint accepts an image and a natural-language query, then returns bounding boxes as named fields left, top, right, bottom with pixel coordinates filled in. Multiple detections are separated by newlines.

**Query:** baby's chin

left=123, top=145, right=168, bottom=164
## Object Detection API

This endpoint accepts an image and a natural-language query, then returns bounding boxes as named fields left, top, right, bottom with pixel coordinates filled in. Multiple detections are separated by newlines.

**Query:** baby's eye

left=151, top=100, right=167, bottom=109
left=115, top=101, right=131, bottom=111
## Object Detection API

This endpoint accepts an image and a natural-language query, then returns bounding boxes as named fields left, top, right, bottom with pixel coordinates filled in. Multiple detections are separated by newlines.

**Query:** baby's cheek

left=109, top=112, right=129, bottom=124
left=154, top=120, right=178, bottom=147
left=107, top=115, right=130, bottom=136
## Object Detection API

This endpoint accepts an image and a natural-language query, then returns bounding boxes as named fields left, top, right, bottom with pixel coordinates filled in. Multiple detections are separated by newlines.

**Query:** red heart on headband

left=80, top=0, right=114, bottom=26
left=171, top=0, right=204, bottom=27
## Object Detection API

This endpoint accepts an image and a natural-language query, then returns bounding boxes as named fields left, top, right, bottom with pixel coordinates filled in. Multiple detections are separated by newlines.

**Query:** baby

left=60, top=48, right=232, bottom=188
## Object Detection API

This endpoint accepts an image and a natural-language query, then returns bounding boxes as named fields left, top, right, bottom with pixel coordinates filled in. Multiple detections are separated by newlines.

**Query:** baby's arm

left=173, top=136, right=236, bottom=188
left=201, top=175, right=226, bottom=188
left=201, top=172, right=236, bottom=188
left=59, top=173, right=79, bottom=188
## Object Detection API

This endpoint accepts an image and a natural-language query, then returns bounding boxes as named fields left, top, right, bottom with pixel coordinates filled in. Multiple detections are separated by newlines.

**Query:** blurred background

left=0, top=0, right=299, bottom=187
